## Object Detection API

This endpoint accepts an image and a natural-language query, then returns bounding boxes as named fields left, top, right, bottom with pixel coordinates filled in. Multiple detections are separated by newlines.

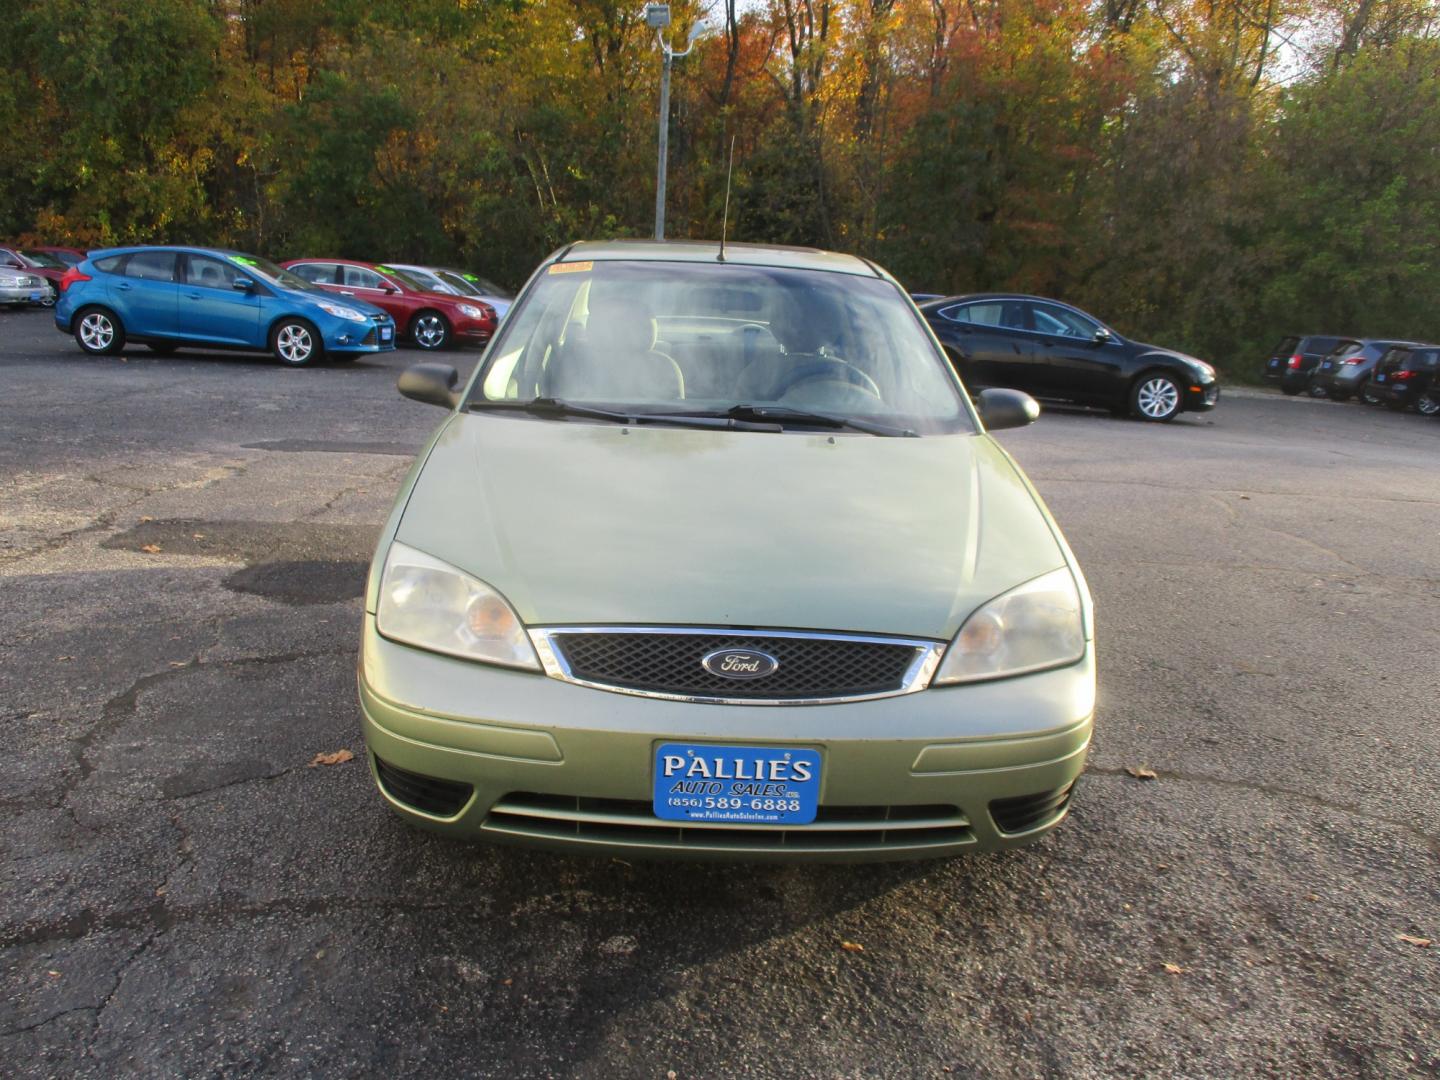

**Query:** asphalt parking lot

left=2, top=305, right=1437, bottom=1078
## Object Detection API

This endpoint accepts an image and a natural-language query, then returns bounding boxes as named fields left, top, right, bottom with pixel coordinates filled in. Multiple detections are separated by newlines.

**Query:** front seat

left=545, top=291, right=685, bottom=403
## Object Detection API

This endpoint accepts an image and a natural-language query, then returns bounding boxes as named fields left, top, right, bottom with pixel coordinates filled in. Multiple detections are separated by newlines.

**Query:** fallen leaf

left=500, top=977, right=513, bottom=986
left=139, top=516, right=155, bottom=522
left=1162, top=962, right=1184, bottom=974
left=1125, top=766, right=1158, bottom=780
left=1240, top=495, right=1251, bottom=500
left=46, top=970, right=61, bottom=978
left=56, top=655, right=74, bottom=661
left=169, top=661, right=186, bottom=668
left=666, top=1072, right=677, bottom=1080
left=140, top=544, right=162, bottom=554
left=1397, top=934, right=1431, bottom=948
left=192, top=533, right=205, bottom=540
left=841, top=941, right=865, bottom=953
left=1306, top=893, right=1320, bottom=902
left=308, top=749, right=355, bottom=768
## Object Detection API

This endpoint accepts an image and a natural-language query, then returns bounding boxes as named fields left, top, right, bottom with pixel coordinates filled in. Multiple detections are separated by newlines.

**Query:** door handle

left=116, top=282, right=133, bottom=291
left=340, top=290, right=355, bottom=296
left=185, top=292, right=202, bottom=299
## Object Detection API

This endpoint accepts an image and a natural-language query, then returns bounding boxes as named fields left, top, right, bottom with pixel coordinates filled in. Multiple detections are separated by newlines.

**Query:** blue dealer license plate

left=653, top=743, right=821, bottom=825
left=380, top=327, right=393, bottom=342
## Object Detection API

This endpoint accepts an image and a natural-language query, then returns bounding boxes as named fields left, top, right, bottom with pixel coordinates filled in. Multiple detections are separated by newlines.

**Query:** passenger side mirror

left=383, top=285, right=398, bottom=294
left=398, top=362, right=461, bottom=409
left=1093, top=327, right=1112, bottom=344
left=975, top=388, right=1040, bottom=431
left=232, top=277, right=254, bottom=291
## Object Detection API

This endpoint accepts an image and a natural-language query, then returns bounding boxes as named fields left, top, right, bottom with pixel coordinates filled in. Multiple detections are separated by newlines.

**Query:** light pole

left=646, top=5, right=708, bottom=240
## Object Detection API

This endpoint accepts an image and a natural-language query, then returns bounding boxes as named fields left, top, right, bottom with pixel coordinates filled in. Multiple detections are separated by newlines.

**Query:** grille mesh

left=989, top=783, right=1075, bottom=834
left=549, top=631, right=924, bottom=700
left=374, top=756, right=473, bottom=817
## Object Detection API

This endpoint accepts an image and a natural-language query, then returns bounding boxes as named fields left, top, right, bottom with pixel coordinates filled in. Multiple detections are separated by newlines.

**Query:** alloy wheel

left=1418, top=396, right=1440, bottom=417
left=79, top=312, right=114, bottom=351
left=413, top=314, right=448, bottom=349
left=275, top=324, right=314, bottom=364
left=1136, top=377, right=1180, bottom=420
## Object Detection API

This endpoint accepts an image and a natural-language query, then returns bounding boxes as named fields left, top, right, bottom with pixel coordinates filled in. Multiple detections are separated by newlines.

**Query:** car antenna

left=718, top=135, right=735, bottom=263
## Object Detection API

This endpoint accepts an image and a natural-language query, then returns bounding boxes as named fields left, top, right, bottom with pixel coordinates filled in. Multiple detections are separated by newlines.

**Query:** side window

left=92, top=255, right=124, bottom=273
left=289, top=263, right=333, bottom=284
left=946, top=302, right=1009, bottom=327
left=125, top=251, right=177, bottom=282
left=184, top=255, right=242, bottom=290
left=341, top=266, right=384, bottom=289
left=1030, top=302, right=1098, bottom=338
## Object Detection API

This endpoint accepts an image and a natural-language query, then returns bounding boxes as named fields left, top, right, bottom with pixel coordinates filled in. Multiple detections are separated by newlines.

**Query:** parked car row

left=918, top=293, right=1220, bottom=422
left=39, top=244, right=514, bottom=366
left=1263, top=335, right=1440, bottom=417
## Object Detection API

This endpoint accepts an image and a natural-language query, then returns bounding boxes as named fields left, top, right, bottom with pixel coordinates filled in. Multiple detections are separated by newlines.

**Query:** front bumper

left=0, top=281, right=48, bottom=306
left=357, top=618, right=1095, bottom=862
left=1184, top=382, right=1220, bottom=412
left=322, top=314, right=397, bottom=354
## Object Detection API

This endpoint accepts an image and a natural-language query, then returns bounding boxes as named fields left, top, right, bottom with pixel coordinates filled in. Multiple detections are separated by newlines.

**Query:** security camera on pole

left=646, top=4, right=709, bottom=241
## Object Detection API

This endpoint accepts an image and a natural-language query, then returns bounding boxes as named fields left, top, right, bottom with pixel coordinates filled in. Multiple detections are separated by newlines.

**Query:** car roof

left=552, top=239, right=881, bottom=277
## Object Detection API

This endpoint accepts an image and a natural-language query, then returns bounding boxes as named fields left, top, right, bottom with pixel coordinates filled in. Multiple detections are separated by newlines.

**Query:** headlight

left=376, top=543, right=540, bottom=670
left=0, top=275, right=21, bottom=287
left=457, top=304, right=485, bottom=319
left=1185, top=358, right=1216, bottom=382
left=317, top=301, right=367, bottom=322
left=932, top=568, right=1085, bottom=685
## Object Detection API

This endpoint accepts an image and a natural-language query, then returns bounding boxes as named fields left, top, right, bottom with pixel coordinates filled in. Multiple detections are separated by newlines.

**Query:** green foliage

left=2, top=0, right=1437, bottom=366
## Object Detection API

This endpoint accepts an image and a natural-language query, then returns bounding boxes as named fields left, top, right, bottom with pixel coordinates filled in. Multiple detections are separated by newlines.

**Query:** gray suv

left=1310, top=339, right=1424, bottom=403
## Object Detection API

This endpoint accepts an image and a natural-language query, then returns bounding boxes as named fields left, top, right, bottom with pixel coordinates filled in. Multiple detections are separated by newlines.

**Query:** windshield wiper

left=469, top=398, right=781, bottom=432
left=719, top=404, right=918, bottom=437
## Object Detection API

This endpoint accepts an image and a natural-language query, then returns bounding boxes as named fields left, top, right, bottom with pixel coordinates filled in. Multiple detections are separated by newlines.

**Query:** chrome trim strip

left=526, top=625, right=944, bottom=706
left=488, top=797, right=971, bottom=833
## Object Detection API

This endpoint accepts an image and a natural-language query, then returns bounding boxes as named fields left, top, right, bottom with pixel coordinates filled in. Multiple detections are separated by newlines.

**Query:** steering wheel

left=777, top=357, right=883, bottom=400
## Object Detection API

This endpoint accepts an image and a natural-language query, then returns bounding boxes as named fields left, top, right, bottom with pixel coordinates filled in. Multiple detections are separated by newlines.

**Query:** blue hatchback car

left=55, top=246, right=397, bottom=365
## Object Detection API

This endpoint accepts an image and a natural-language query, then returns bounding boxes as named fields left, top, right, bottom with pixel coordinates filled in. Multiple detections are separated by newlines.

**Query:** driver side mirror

left=232, top=277, right=254, bottom=291
left=1093, top=327, right=1112, bottom=344
left=975, top=388, right=1040, bottom=431
left=398, top=362, right=461, bottom=409
left=382, top=285, right=398, bottom=294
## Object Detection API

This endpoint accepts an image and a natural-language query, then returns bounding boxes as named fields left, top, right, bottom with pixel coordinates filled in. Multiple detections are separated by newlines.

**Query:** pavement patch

left=242, top=439, right=417, bottom=457
left=102, top=519, right=376, bottom=565
left=222, top=559, right=367, bottom=605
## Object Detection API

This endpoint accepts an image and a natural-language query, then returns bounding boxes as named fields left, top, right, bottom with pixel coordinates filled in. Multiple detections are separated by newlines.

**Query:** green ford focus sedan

left=358, top=240, right=1094, bottom=861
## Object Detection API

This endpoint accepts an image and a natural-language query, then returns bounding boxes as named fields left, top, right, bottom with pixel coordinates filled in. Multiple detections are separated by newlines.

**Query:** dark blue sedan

left=54, top=246, right=397, bottom=365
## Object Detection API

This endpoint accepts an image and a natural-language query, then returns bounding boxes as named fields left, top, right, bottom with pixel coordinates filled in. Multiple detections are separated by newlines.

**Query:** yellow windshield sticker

left=548, top=261, right=593, bottom=275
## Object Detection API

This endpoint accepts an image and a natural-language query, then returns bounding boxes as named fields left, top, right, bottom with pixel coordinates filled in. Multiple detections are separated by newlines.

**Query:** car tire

left=1416, top=395, right=1440, bottom=417
left=270, top=318, right=322, bottom=367
left=74, top=307, right=125, bottom=355
left=1130, top=372, right=1182, bottom=422
left=410, top=310, right=451, bottom=350
left=146, top=343, right=177, bottom=355
left=1359, top=380, right=1381, bottom=405
left=1307, top=381, right=1327, bottom=398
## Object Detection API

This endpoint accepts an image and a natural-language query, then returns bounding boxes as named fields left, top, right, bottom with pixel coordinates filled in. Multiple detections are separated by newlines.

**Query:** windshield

left=18, top=249, right=66, bottom=269
left=468, top=259, right=973, bottom=435
left=228, top=253, right=318, bottom=292
left=437, top=271, right=483, bottom=297
left=374, top=265, right=429, bottom=292
left=446, top=269, right=511, bottom=298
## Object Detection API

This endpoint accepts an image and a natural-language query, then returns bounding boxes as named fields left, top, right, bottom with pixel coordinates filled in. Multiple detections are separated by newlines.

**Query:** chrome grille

left=484, top=792, right=974, bottom=854
left=531, top=627, right=941, bottom=704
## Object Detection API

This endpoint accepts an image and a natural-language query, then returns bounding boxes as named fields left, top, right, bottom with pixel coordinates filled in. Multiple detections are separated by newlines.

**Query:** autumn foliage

left=2, top=0, right=1437, bottom=373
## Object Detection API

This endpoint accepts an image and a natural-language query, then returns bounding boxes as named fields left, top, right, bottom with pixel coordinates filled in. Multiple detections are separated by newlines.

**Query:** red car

left=33, top=246, right=89, bottom=267
left=280, top=258, right=496, bottom=350
left=0, top=246, right=68, bottom=305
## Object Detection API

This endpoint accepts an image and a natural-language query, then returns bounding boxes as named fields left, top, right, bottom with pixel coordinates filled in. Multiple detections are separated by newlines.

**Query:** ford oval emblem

left=700, top=648, right=780, bottom=680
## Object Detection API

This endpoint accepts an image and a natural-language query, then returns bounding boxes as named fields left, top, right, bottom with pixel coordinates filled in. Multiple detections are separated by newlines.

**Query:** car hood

left=391, top=413, right=1068, bottom=640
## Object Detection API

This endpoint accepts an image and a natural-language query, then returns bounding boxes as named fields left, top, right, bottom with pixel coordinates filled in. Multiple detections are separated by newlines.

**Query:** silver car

left=0, top=269, right=51, bottom=307
left=386, top=264, right=512, bottom=320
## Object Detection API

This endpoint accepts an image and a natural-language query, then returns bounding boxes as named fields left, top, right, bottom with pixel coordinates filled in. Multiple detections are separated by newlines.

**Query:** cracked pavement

left=1, top=307, right=1437, bottom=1077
